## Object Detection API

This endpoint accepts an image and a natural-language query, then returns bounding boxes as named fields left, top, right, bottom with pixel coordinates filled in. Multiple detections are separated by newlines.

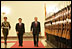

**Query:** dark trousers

left=3, top=30, right=8, bottom=45
left=17, top=33, right=23, bottom=46
left=33, top=34, right=39, bottom=46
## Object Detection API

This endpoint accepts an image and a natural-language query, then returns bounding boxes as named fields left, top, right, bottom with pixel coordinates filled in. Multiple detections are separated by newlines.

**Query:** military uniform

left=1, top=21, right=11, bottom=45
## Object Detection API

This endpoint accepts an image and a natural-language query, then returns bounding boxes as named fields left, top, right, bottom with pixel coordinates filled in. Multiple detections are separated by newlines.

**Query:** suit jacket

left=15, top=23, right=25, bottom=34
left=31, top=21, right=41, bottom=34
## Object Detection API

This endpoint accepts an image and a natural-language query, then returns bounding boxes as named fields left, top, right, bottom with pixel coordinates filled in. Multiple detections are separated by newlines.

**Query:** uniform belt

left=2, top=27, right=9, bottom=29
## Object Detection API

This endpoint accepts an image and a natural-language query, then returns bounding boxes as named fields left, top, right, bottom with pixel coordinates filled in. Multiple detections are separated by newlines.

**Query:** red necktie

left=35, top=23, right=37, bottom=27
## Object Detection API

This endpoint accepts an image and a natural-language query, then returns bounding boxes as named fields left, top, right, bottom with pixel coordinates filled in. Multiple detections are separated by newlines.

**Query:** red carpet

left=1, top=41, right=16, bottom=43
left=11, top=41, right=45, bottom=48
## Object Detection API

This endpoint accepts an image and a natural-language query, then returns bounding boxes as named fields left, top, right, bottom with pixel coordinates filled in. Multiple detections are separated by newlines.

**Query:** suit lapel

left=37, top=22, right=38, bottom=27
left=34, top=22, right=35, bottom=25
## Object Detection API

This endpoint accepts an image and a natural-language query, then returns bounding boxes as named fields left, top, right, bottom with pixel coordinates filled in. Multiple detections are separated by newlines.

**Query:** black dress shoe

left=34, top=45, right=36, bottom=47
left=5, top=44, right=7, bottom=48
left=21, top=45, right=23, bottom=47
left=37, top=45, right=38, bottom=47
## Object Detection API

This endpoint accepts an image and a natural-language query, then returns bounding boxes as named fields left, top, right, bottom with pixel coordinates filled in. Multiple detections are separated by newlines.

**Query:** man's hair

left=34, top=17, right=38, bottom=19
left=4, top=17, right=7, bottom=19
left=18, top=18, right=22, bottom=20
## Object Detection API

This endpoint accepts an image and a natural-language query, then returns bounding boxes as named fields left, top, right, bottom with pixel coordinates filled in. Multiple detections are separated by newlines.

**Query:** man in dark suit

left=31, top=17, right=41, bottom=47
left=15, top=18, right=25, bottom=47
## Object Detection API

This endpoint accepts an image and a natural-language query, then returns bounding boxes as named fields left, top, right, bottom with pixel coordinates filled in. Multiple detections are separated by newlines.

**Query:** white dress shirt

left=19, top=23, right=22, bottom=26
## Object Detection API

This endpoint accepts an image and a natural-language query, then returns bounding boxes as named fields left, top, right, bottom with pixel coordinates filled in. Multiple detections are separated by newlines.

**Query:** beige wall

left=1, top=1, right=71, bottom=37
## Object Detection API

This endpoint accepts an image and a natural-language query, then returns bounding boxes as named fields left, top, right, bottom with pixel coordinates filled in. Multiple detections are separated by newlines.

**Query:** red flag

left=44, top=3, right=46, bottom=37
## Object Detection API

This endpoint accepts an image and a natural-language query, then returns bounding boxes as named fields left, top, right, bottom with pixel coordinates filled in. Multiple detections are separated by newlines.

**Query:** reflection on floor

left=1, top=33, right=56, bottom=48
left=1, top=38, right=57, bottom=48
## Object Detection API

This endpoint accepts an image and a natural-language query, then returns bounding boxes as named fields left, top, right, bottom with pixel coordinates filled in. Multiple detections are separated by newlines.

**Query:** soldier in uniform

left=1, top=17, right=11, bottom=48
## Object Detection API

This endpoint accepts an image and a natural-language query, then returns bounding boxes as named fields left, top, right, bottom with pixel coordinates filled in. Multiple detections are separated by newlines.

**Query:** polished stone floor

left=1, top=33, right=56, bottom=48
left=1, top=37, right=57, bottom=48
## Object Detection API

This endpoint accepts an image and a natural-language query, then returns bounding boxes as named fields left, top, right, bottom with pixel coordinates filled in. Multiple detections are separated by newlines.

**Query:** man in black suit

left=31, top=17, right=41, bottom=47
left=15, top=18, right=25, bottom=47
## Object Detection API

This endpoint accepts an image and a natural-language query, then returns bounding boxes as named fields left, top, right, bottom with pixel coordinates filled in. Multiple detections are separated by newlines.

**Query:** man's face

left=34, top=17, right=38, bottom=21
left=18, top=19, right=22, bottom=23
left=4, top=18, right=7, bottom=21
